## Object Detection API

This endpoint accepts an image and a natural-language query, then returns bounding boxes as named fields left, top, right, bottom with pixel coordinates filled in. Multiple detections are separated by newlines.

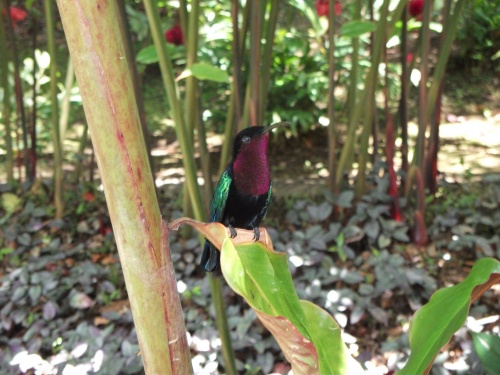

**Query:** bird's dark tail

left=201, top=240, right=222, bottom=276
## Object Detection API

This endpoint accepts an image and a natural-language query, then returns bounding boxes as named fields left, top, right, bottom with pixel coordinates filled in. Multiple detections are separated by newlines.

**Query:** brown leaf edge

left=168, top=217, right=274, bottom=252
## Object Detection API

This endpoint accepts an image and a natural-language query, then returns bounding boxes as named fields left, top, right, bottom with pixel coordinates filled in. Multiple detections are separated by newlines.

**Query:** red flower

left=165, top=24, right=183, bottom=46
left=315, top=0, right=341, bottom=17
left=408, top=0, right=424, bottom=18
left=9, top=6, right=27, bottom=23
left=82, top=191, right=95, bottom=202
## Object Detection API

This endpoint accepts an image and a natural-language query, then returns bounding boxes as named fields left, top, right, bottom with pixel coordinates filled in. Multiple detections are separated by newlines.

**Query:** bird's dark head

left=232, top=122, right=290, bottom=161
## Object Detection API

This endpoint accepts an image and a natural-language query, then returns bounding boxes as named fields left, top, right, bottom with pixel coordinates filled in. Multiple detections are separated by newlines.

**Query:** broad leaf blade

left=221, top=237, right=365, bottom=375
left=471, top=332, right=500, bottom=375
left=399, top=257, right=500, bottom=375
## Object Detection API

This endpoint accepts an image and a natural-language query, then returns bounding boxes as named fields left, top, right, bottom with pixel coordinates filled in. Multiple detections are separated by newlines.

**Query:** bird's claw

left=253, top=227, right=260, bottom=242
left=228, top=225, right=237, bottom=238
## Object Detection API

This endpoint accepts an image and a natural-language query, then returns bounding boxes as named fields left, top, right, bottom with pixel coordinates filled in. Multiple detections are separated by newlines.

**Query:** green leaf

left=136, top=44, right=181, bottom=65
left=221, top=237, right=365, bottom=375
left=398, top=258, right=500, bottom=375
left=340, top=21, right=376, bottom=38
left=136, top=45, right=159, bottom=64
left=1, top=193, right=22, bottom=214
left=472, top=332, right=500, bottom=375
left=179, top=63, right=229, bottom=83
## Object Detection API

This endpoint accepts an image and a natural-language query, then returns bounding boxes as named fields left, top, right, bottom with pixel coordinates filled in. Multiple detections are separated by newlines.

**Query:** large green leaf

left=398, top=257, right=500, bottom=375
left=178, top=62, right=229, bottom=83
left=339, top=21, right=376, bottom=38
left=471, top=332, right=500, bottom=375
left=220, top=237, right=365, bottom=375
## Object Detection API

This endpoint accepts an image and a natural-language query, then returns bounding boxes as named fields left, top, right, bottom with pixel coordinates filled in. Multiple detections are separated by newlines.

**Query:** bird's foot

left=228, top=225, right=237, bottom=238
left=253, top=226, right=260, bottom=242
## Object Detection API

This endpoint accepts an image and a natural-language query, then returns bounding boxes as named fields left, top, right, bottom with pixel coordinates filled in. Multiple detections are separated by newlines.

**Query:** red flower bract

left=408, top=0, right=424, bottom=18
left=9, top=6, right=27, bottom=22
left=315, top=0, right=341, bottom=17
left=165, top=24, right=183, bottom=46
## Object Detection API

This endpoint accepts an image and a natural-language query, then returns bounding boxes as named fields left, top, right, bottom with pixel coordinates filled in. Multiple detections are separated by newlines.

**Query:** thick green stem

left=45, top=0, right=63, bottom=218
left=56, top=2, right=192, bottom=373
left=0, top=4, right=14, bottom=184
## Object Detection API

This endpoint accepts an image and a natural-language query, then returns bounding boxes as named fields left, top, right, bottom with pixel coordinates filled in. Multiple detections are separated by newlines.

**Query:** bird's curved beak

left=263, top=121, right=291, bottom=134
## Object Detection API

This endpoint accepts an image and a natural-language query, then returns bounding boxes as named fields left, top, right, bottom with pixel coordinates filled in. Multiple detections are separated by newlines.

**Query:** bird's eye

left=242, top=135, right=251, bottom=144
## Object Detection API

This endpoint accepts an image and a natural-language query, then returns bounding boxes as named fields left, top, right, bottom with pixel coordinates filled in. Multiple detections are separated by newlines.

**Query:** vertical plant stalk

left=258, top=0, right=280, bottom=124
left=3, top=0, right=29, bottom=182
left=327, top=0, right=337, bottom=192
left=143, top=1, right=236, bottom=373
left=399, top=6, right=409, bottom=176
left=29, top=16, right=38, bottom=180
left=73, top=123, right=88, bottom=183
left=425, top=0, right=452, bottom=193
left=59, top=59, right=74, bottom=141
left=143, top=0, right=204, bottom=221
left=354, top=0, right=391, bottom=198
left=45, top=0, right=64, bottom=218
left=0, top=3, right=14, bottom=184
left=56, top=1, right=192, bottom=373
left=248, top=0, right=261, bottom=125
left=346, top=0, right=362, bottom=114
left=117, top=0, right=155, bottom=178
left=413, top=0, right=431, bottom=168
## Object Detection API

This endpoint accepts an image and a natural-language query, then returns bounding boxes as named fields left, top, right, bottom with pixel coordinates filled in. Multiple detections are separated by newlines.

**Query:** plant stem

left=327, top=0, right=337, bottom=192
left=45, top=0, right=64, bottom=218
left=0, top=3, right=14, bottom=184
left=56, top=1, right=192, bottom=373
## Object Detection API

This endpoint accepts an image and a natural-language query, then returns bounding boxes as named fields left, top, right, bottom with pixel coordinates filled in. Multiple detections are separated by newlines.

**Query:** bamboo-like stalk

left=353, top=0, right=391, bottom=198
left=346, top=0, right=362, bottom=115
left=59, top=59, right=74, bottom=142
left=29, top=18, right=38, bottom=180
left=399, top=6, right=409, bottom=176
left=45, top=0, right=64, bottom=218
left=413, top=0, right=432, bottom=169
left=143, top=0, right=204, bottom=221
left=3, top=0, right=30, bottom=182
left=55, top=2, right=192, bottom=373
left=424, top=0, right=466, bottom=122
left=258, top=0, right=280, bottom=124
left=143, top=2, right=237, bottom=373
left=0, top=4, right=14, bottom=184
left=73, top=123, right=88, bottom=183
left=327, top=0, right=337, bottom=192
left=249, top=0, right=261, bottom=126
left=117, top=0, right=154, bottom=178
left=353, top=0, right=407, bottom=198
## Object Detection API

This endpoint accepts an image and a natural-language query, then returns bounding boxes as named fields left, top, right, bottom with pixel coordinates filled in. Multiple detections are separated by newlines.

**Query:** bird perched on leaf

left=201, top=122, right=289, bottom=275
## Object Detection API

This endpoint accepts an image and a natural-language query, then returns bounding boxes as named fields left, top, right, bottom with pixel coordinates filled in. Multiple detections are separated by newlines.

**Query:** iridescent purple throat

left=232, top=134, right=270, bottom=195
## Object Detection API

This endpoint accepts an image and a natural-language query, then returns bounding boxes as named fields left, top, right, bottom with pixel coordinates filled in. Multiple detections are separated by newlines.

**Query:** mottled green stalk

left=55, top=1, right=192, bottom=373
left=143, top=0, right=204, bottom=221
left=0, top=4, right=14, bottom=184
left=143, top=1, right=237, bottom=373
left=45, top=0, right=63, bottom=218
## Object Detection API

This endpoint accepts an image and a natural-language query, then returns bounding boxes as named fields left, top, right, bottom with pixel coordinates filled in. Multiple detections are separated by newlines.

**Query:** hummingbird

left=201, top=122, right=289, bottom=275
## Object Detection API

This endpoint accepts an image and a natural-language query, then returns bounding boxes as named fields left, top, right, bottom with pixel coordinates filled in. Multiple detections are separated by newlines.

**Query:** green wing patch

left=210, top=168, right=232, bottom=222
